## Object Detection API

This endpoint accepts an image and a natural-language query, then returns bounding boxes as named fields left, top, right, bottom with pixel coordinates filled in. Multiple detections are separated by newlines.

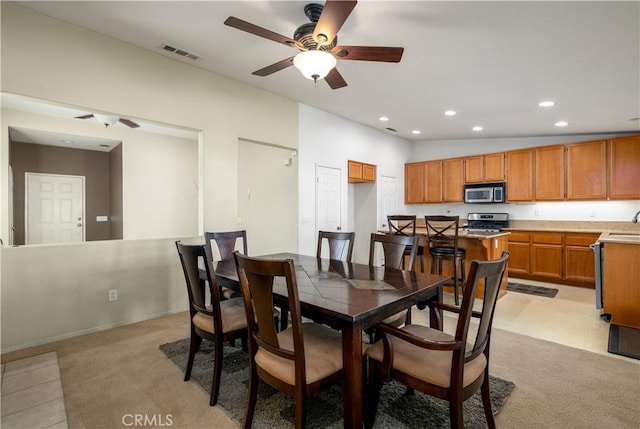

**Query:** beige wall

left=1, top=3, right=299, bottom=352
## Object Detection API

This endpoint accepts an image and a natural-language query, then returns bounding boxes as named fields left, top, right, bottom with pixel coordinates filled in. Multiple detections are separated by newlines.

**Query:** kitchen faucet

left=633, top=210, right=640, bottom=223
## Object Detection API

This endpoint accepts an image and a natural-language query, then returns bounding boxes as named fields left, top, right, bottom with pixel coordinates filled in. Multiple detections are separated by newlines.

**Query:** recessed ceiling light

left=444, top=110, right=457, bottom=116
left=555, top=121, right=568, bottom=127
left=411, top=130, right=421, bottom=135
left=378, top=116, right=389, bottom=122
left=61, top=139, right=74, bottom=144
left=472, top=126, right=483, bottom=131
left=538, top=101, right=555, bottom=107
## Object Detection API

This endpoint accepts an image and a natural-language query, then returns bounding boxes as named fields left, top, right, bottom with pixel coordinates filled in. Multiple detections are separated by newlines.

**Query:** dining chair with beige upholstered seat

left=365, top=251, right=510, bottom=429
left=175, top=241, right=248, bottom=406
left=367, top=233, right=419, bottom=341
left=234, top=252, right=344, bottom=429
left=316, top=230, right=355, bottom=261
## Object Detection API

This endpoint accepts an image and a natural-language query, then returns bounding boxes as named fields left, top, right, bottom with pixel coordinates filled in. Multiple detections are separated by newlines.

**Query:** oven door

left=464, top=187, right=493, bottom=203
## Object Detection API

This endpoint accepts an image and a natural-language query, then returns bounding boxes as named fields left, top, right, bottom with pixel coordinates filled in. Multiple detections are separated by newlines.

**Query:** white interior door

left=316, top=165, right=342, bottom=258
left=26, top=173, right=85, bottom=244
left=380, top=175, right=398, bottom=230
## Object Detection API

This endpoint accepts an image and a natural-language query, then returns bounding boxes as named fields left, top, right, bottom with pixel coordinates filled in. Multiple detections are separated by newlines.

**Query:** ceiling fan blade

left=313, top=0, right=357, bottom=46
left=252, top=57, right=295, bottom=76
left=119, top=118, right=140, bottom=128
left=332, top=46, right=404, bottom=62
left=224, top=16, right=299, bottom=48
left=325, top=68, right=348, bottom=90
left=75, top=114, right=95, bottom=119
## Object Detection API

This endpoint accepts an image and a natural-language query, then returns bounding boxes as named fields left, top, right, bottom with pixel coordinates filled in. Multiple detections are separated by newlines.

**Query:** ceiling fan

left=224, top=0, right=404, bottom=89
left=75, top=113, right=140, bottom=128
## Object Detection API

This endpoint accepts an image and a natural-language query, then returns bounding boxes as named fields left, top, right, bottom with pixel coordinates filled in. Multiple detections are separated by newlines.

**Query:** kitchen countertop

left=596, top=231, right=640, bottom=244
left=413, top=227, right=510, bottom=240
left=504, top=220, right=640, bottom=234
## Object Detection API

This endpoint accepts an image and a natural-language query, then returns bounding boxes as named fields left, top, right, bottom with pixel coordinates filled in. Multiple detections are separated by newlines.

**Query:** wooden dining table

left=212, top=253, right=450, bottom=429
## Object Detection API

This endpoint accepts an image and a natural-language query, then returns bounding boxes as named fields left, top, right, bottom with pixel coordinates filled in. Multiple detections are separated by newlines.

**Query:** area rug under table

left=160, top=338, right=515, bottom=429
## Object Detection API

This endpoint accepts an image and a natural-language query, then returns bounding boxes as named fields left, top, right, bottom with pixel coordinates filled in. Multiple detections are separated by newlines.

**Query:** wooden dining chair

left=425, top=215, right=466, bottom=305
left=204, top=230, right=248, bottom=300
left=175, top=241, right=248, bottom=406
left=233, top=252, right=344, bottom=429
left=387, top=214, right=425, bottom=272
left=316, top=230, right=355, bottom=261
left=367, top=233, right=419, bottom=340
left=365, top=251, right=510, bottom=429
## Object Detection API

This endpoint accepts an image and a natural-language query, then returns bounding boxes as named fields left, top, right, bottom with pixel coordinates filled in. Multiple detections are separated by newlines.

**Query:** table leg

left=342, top=322, right=363, bottom=429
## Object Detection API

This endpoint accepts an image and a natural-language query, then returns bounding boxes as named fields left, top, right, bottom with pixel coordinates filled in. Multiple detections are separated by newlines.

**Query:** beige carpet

left=2, top=312, right=638, bottom=429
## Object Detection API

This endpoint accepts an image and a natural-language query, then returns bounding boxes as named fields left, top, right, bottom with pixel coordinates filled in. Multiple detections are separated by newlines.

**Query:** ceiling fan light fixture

left=93, top=114, right=119, bottom=127
left=293, top=50, right=337, bottom=82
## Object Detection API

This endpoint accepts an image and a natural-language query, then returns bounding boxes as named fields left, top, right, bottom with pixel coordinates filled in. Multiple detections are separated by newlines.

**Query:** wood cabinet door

left=362, top=163, right=376, bottom=182
left=507, top=241, right=531, bottom=275
left=424, top=160, right=443, bottom=203
left=484, top=153, right=505, bottom=182
left=565, top=246, right=596, bottom=284
left=603, top=243, right=640, bottom=328
left=566, top=140, right=606, bottom=200
left=506, top=149, right=534, bottom=201
left=464, top=156, right=484, bottom=183
left=535, top=145, right=565, bottom=200
left=405, top=162, right=425, bottom=204
left=348, top=160, right=363, bottom=181
left=531, top=244, right=563, bottom=279
left=608, top=135, right=640, bottom=199
left=443, top=158, right=464, bottom=202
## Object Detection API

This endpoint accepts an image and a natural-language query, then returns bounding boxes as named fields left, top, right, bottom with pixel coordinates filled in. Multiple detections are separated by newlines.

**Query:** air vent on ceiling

left=161, top=43, right=200, bottom=61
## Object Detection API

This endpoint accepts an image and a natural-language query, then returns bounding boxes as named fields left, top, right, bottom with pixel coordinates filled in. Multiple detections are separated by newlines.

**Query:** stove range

left=463, top=212, right=509, bottom=232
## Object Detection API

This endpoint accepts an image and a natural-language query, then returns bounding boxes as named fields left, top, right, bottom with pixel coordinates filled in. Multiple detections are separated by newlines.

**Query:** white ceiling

left=11, top=1, right=640, bottom=141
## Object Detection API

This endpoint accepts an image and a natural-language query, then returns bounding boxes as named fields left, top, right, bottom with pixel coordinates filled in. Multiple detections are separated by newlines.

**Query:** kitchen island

left=412, top=228, right=511, bottom=299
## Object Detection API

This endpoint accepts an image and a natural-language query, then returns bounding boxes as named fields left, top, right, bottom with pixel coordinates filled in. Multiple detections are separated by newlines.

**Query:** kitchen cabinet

left=443, top=157, right=464, bottom=202
left=348, top=160, right=376, bottom=183
left=565, top=233, right=599, bottom=283
left=424, top=160, right=443, bottom=203
left=535, top=145, right=565, bottom=200
left=608, top=135, right=640, bottom=199
left=603, top=242, right=640, bottom=329
left=566, top=139, right=607, bottom=200
left=464, top=153, right=505, bottom=183
left=507, top=230, right=598, bottom=287
left=506, top=149, right=534, bottom=201
left=531, top=232, right=563, bottom=280
left=404, top=162, right=424, bottom=203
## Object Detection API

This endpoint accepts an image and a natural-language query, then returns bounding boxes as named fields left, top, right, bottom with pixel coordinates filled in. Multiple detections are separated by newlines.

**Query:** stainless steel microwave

left=464, top=183, right=506, bottom=204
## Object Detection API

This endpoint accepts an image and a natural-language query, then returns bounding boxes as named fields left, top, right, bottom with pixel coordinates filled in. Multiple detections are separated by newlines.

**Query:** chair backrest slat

left=369, top=233, right=418, bottom=270
left=387, top=215, right=417, bottom=236
left=317, top=231, right=355, bottom=261
left=205, top=230, right=248, bottom=261
left=425, top=215, right=460, bottom=250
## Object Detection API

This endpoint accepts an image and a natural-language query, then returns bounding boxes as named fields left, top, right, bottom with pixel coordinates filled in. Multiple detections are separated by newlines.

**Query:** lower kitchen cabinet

left=507, top=230, right=599, bottom=287
left=603, top=243, right=640, bottom=329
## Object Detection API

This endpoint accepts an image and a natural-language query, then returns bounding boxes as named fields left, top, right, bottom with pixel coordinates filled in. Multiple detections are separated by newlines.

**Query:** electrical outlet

left=108, top=289, right=118, bottom=302
left=590, top=210, right=596, bottom=218
left=534, top=209, right=540, bottom=217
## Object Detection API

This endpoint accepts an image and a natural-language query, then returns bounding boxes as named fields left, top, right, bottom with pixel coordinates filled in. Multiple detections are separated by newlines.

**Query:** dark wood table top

left=214, top=252, right=449, bottom=330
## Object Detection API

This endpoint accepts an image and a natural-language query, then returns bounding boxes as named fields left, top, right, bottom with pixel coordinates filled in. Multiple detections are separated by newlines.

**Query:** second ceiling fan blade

left=252, top=57, right=295, bottom=76
left=325, top=68, right=348, bottom=89
left=313, top=0, right=357, bottom=46
left=332, top=46, right=404, bottom=62
left=224, top=17, right=299, bottom=48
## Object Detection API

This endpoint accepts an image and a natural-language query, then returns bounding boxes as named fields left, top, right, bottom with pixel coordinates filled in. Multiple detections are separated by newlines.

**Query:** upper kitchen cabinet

left=506, top=149, right=534, bottom=201
left=443, top=157, right=465, bottom=202
left=404, top=160, right=443, bottom=204
left=464, top=153, right=505, bottom=183
left=535, top=145, right=565, bottom=200
left=405, top=162, right=424, bottom=203
left=608, top=135, right=640, bottom=199
left=348, top=160, right=376, bottom=183
left=566, top=140, right=607, bottom=200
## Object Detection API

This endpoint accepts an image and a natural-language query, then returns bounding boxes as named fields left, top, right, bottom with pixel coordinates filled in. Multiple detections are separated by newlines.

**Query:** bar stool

left=425, top=215, right=466, bottom=305
left=387, top=215, right=425, bottom=272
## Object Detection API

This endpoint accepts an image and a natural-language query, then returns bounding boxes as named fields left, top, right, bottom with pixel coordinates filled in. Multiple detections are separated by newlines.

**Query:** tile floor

left=1, top=351, right=68, bottom=429
left=0, top=277, right=626, bottom=429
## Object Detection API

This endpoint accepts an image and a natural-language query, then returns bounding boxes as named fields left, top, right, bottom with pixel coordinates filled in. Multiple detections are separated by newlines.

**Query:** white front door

left=26, top=173, right=85, bottom=244
left=316, top=165, right=342, bottom=232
